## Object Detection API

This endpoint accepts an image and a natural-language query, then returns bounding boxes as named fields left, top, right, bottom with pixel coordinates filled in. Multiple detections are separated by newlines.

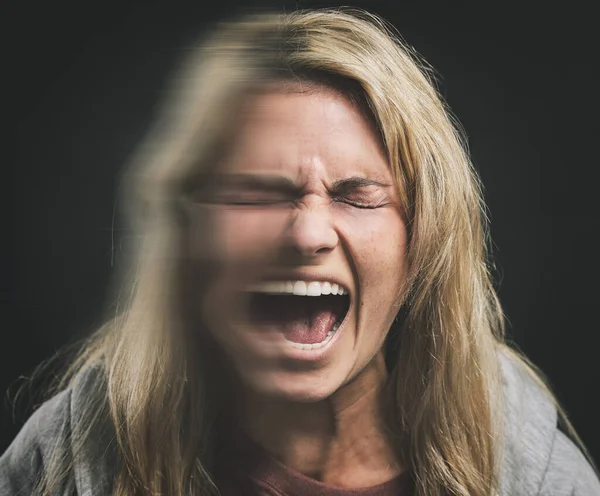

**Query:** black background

left=4, top=0, right=599, bottom=463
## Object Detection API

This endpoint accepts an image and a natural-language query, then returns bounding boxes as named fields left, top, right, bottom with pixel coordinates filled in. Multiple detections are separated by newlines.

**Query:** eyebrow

left=329, top=177, right=391, bottom=191
left=213, top=173, right=299, bottom=192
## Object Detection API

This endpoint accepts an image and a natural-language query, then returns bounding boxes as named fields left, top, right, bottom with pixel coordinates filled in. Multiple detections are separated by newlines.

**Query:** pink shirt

left=215, top=427, right=413, bottom=496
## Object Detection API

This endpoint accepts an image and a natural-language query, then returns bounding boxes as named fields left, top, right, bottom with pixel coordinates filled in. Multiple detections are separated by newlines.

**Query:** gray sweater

left=1, top=352, right=599, bottom=495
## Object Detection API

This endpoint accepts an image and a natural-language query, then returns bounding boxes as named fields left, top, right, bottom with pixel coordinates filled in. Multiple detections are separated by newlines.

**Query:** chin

left=244, top=367, right=349, bottom=403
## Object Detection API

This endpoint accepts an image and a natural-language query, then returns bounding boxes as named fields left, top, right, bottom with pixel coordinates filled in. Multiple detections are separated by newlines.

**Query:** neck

left=237, top=352, right=403, bottom=488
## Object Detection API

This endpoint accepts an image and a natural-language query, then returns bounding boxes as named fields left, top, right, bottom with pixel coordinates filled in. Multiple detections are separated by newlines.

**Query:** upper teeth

left=251, top=280, right=348, bottom=296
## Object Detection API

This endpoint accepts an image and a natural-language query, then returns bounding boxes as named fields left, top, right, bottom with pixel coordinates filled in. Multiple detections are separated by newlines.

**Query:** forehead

left=222, top=88, right=390, bottom=182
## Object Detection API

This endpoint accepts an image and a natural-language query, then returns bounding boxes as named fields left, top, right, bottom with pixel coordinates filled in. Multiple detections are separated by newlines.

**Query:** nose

left=285, top=198, right=338, bottom=259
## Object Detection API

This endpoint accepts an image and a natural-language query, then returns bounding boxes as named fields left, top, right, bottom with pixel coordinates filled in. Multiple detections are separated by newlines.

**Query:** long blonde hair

left=33, top=8, right=588, bottom=496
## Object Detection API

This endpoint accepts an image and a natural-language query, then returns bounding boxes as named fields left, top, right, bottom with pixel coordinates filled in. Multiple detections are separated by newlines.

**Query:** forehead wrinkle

left=272, top=153, right=327, bottom=191
left=267, top=140, right=392, bottom=189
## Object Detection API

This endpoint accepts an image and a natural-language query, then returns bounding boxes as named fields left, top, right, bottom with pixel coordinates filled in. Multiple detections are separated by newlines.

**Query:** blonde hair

left=33, top=7, right=590, bottom=496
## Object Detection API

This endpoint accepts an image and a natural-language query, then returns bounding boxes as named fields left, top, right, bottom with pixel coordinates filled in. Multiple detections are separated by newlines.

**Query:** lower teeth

left=285, top=319, right=343, bottom=350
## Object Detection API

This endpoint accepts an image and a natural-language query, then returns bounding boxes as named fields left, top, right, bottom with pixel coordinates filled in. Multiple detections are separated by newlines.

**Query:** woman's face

left=192, top=87, right=408, bottom=402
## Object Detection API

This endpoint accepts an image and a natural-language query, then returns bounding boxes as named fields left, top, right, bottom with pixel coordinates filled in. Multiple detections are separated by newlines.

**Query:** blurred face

left=189, top=87, right=408, bottom=402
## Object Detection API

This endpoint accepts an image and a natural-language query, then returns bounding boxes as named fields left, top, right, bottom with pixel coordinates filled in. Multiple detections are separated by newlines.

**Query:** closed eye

left=222, top=195, right=294, bottom=207
left=332, top=196, right=381, bottom=209
left=187, top=173, right=300, bottom=207
left=329, top=176, right=392, bottom=210
left=206, top=189, right=296, bottom=207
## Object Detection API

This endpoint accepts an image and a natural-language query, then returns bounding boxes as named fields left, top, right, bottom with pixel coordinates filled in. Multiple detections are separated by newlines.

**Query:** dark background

left=4, top=0, right=599, bottom=463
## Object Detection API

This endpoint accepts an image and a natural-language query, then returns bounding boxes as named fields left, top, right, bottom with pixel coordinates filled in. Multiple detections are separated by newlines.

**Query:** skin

left=191, top=86, right=409, bottom=487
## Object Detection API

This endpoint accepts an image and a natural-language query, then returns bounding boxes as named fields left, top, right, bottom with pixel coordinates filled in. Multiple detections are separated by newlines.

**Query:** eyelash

left=332, top=197, right=378, bottom=209
left=213, top=198, right=291, bottom=208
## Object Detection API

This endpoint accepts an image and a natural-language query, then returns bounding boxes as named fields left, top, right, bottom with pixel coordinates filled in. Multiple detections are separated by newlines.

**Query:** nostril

left=315, top=246, right=334, bottom=255
left=288, top=243, right=334, bottom=260
left=288, top=234, right=338, bottom=258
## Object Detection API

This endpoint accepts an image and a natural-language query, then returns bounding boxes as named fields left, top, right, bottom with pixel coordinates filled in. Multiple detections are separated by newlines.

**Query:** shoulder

left=540, top=429, right=600, bottom=496
left=0, top=364, right=114, bottom=496
left=0, top=387, right=74, bottom=494
left=497, top=347, right=600, bottom=495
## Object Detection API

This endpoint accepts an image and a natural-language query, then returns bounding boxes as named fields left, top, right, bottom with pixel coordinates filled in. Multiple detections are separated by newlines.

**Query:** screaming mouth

left=247, top=280, right=351, bottom=350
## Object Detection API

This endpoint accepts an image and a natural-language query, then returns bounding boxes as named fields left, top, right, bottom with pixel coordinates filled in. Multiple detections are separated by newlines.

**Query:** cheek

left=216, top=210, right=293, bottom=283
left=345, top=210, right=408, bottom=286
left=189, top=207, right=291, bottom=267
left=341, top=210, right=408, bottom=343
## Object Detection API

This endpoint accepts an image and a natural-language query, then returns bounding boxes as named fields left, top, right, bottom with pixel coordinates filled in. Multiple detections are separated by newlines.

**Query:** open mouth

left=247, top=280, right=351, bottom=350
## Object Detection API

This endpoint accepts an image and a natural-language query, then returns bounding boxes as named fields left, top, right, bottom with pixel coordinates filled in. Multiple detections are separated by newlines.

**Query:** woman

left=1, top=8, right=598, bottom=496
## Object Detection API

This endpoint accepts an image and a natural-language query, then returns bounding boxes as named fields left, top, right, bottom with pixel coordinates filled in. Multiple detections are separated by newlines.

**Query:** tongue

left=249, top=294, right=345, bottom=344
